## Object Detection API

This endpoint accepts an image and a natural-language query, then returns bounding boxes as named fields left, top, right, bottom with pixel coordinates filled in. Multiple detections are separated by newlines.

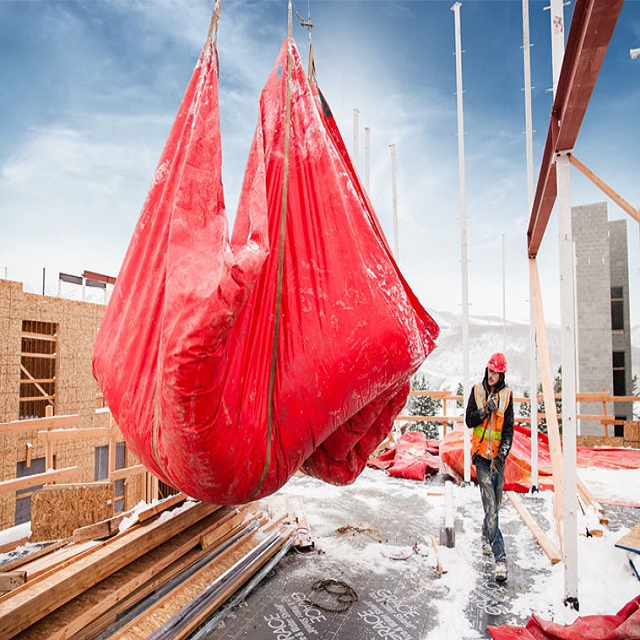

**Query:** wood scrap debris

left=0, top=491, right=310, bottom=640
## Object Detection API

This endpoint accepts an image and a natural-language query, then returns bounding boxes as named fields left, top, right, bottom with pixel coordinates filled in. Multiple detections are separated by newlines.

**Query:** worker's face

left=487, top=368, right=500, bottom=387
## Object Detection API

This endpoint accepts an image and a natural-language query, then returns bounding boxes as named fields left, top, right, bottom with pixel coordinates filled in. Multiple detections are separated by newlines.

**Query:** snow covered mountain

left=419, top=310, right=639, bottom=397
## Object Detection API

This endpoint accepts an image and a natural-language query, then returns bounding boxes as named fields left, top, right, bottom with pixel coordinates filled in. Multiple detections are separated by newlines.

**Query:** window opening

left=20, top=321, right=57, bottom=419
left=95, top=442, right=126, bottom=512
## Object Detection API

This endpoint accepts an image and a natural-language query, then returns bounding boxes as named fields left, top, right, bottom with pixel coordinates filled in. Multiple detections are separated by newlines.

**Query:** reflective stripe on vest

left=472, top=383, right=512, bottom=459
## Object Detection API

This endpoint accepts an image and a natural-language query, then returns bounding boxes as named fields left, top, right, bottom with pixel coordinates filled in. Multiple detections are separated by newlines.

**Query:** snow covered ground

left=0, top=464, right=638, bottom=639
left=270, top=465, right=640, bottom=639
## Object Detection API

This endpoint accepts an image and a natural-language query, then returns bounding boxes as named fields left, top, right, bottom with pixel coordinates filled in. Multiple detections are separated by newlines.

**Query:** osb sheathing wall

left=0, top=279, right=145, bottom=529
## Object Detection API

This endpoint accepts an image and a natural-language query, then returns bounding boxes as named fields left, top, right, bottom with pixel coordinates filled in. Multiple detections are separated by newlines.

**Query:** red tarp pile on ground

left=92, top=34, right=438, bottom=505
left=489, top=593, right=640, bottom=639
left=368, top=431, right=440, bottom=480
left=440, top=424, right=640, bottom=492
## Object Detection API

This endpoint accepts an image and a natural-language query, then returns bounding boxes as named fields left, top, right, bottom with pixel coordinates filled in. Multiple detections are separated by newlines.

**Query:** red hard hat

left=487, top=352, right=507, bottom=374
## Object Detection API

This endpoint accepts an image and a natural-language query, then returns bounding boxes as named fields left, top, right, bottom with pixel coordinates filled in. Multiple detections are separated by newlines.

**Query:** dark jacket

left=465, top=369, right=514, bottom=459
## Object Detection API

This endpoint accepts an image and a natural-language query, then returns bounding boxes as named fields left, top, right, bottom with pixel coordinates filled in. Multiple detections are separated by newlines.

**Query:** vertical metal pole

left=557, top=152, right=579, bottom=609
left=390, top=143, right=399, bottom=260
left=451, top=1, right=470, bottom=484
left=522, top=0, right=539, bottom=490
left=502, top=233, right=506, bottom=352
left=549, top=0, right=579, bottom=609
left=365, top=126, right=371, bottom=193
left=353, top=108, right=359, bottom=171
left=550, top=0, right=564, bottom=95
left=42, top=268, right=46, bottom=296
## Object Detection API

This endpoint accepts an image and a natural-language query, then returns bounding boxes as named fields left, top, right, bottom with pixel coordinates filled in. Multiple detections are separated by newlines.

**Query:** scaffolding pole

left=451, top=1, right=471, bottom=483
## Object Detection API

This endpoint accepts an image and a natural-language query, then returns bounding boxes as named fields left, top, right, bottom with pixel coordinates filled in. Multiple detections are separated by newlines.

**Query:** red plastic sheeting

left=440, top=424, right=640, bottom=492
left=368, top=431, right=440, bottom=481
left=489, top=593, right=640, bottom=639
left=92, top=37, right=438, bottom=505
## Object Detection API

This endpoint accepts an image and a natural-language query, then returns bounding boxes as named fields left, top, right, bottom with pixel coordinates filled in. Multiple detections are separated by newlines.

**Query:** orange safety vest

left=471, top=384, right=512, bottom=460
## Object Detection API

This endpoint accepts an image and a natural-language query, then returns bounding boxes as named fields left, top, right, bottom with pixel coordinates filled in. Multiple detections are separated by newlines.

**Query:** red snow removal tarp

left=368, top=431, right=440, bottom=481
left=440, top=424, right=640, bottom=492
left=488, top=593, right=640, bottom=639
left=92, top=33, right=438, bottom=505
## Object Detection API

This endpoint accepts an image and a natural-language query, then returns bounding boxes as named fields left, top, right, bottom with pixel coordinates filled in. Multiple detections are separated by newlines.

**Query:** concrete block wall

left=0, top=279, right=145, bottom=530
left=572, top=202, right=613, bottom=435
left=609, top=219, right=633, bottom=423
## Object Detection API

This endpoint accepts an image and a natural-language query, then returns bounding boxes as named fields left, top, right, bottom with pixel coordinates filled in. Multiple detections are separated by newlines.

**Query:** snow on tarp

left=488, top=593, right=640, bottom=639
left=440, top=424, right=640, bottom=492
left=92, top=35, right=439, bottom=505
left=368, top=431, right=440, bottom=481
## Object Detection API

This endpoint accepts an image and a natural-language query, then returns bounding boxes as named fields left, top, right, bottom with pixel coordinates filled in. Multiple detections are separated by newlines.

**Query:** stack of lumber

left=0, top=492, right=306, bottom=640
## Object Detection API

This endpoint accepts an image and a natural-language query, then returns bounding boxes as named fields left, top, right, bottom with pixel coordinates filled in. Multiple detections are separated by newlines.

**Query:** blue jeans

left=475, top=455, right=506, bottom=562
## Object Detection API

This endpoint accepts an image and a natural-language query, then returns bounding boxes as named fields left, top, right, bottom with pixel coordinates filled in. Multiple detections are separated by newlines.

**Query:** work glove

left=490, top=454, right=505, bottom=475
left=485, top=393, right=498, bottom=414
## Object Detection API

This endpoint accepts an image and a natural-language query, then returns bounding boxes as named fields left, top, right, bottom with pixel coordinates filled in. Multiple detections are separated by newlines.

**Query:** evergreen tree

left=537, top=367, right=562, bottom=434
left=456, top=382, right=464, bottom=410
left=519, top=389, right=531, bottom=419
left=405, top=373, right=442, bottom=440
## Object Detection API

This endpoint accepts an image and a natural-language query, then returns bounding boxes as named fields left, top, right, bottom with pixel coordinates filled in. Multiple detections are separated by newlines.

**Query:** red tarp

left=92, top=35, right=438, bottom=505
left=488, top=593, right=640, bottom=639
left=368, top=431, right=440, bottom=481
left=440, top=424, right=640, bottom=492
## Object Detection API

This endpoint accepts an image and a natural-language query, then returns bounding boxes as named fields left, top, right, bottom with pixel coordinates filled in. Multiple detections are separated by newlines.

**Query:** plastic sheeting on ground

left=440, top=424, right=640, bottom=492
left=488, top=593, right=640, bottom=639
left=368, top=431, right=440, bottom=480
left=92, top=34, right=438, bottom=505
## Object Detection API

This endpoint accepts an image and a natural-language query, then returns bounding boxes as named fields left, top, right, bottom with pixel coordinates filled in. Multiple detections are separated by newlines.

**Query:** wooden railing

left=0, top=410, right=153, bottom=502
left=397, top=390, right=640, bottom=437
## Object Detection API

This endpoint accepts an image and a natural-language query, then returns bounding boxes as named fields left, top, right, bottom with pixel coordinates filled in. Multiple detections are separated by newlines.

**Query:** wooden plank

left=529, top=258, right=564, bottom=546
left=0, top=415, right=79, bottom=435
left=37, top=427, right=112, bottom=443
left=109, top=465, right=146, bottom=482
left=615, top=523, right=640, bottom=554
left=0, top=468, right=78, bottom=494
left=568, top=154, right=640, bottom=224
left=0, top=500, right=219, bottom=639
left=137, top=492, right=188, bottom=523
left=0, top=571, right=27, bottom=592
left=507, top=492, right=562, bottom=564
left=0, top=541, right=66, bottom=574
left=16, top=508, right=236, bottom=640
left=0, top=538, right=30, bottom=556
left=110, top=524, right=292, bottom=640
left=200, top=506, right=259, bottom=550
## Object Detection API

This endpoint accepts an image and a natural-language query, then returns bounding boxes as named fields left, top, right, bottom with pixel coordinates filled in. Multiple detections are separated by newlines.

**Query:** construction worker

left=465, top=352, right=514, bottom=582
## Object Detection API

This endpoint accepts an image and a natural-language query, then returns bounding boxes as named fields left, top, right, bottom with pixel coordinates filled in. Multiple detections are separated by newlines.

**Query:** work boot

left=482, top=537, right=492, bottom=556
left=495, top=560, right=507, bottom=582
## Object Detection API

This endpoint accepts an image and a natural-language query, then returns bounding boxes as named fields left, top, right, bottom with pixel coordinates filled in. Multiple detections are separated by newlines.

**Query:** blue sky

left=0, top=0, right=638, bottom=326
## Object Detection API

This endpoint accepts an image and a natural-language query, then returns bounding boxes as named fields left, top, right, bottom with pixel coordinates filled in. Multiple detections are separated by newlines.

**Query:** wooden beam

left=109, top=465, right=146, bottom=482
left=0, top=500, right=218, bottom=639
left=527, top=0, right=625, bottom=257
left=507, top=492, right=562, bottom=564
left=37, top=427, right=112, bottom=443
left=0, top=468, right=78, bottom=494
left=529, top=258, right=564, bottom=546
left=0, top=415, right=80, bottom=435
left=0, top=571, right=27, bottom=592
left=568, top=154, right=640, bottom=223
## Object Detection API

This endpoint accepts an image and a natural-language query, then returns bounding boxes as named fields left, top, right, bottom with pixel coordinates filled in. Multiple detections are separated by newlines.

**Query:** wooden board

left=615, top=523, right=640, bottom=554
left=16, top=508, right=236, bottom=640
left=31, top=484, right=114, bottom=542
left=507, top=492, right=562, bottom=564
left=0, top=500, right=218, bottom=639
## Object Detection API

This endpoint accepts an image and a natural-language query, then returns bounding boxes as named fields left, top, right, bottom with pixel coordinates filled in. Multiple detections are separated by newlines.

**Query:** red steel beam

left=526, top=0, right=624, bottom=258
